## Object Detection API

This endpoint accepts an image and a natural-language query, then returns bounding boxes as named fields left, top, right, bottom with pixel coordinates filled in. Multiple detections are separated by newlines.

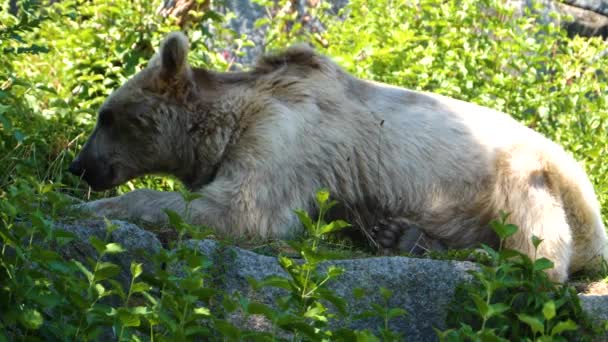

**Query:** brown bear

left=69, top=32, right=607, bottom=282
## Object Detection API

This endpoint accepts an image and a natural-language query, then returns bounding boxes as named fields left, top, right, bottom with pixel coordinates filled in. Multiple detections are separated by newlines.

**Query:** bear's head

left=69, top=32, right=202, bottom=191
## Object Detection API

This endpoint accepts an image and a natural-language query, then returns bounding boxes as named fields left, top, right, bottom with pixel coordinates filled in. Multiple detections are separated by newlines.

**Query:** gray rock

left=55, top=219, right=162, bottom=287
left=505, top=0, right=608, bottom=38
left=580, top=295, right=608, bottom=341
left=557, top=1, right=608, bottom=38
left=186, top=239, right=608, bottom=341
left=214, top=0, right=348, bottom=65
left=580, top=294, right=608, bottom=322
left=218, top=0, right=268, bottom=64
left=564, top=0, right=608, bottom=17
left=187, top=239, right=478, bottom=340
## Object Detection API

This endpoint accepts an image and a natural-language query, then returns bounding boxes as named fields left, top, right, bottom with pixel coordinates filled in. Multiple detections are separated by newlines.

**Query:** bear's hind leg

left=495, top=148, right=573, bottom=282
left=500, top=184, right=572, bottom=282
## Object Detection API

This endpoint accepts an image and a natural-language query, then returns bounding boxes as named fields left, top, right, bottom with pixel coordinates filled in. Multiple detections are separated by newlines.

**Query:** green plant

left=438, top=213, right=599, bottom=341
left=349, top=287, right=408, bottom=341
left=252, top=0, right=330, bottom=52
left=248, top=189, right=407, bottom=341
left=246, top=189, right=351, bottom=340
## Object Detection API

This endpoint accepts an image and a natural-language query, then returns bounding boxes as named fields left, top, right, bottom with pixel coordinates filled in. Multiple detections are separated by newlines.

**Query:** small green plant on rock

left=247, top=189, right=351, bottom=340
left=438, top=213, right=599, bottom=341
left=248, top=189, right=407, bottom=341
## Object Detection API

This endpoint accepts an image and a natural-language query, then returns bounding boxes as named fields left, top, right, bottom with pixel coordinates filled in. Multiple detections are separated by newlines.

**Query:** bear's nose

left=68, top=159, right=83, bottom=176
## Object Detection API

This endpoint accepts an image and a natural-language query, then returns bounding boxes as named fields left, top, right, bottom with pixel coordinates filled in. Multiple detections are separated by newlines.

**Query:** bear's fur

left=69, top=32, right=607, bottom=282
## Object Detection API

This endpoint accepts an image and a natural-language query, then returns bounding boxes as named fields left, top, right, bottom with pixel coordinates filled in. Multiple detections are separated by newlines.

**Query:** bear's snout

left=69, top=155, right=116, bottom=191
left=68, top=158, right=84, bottom=177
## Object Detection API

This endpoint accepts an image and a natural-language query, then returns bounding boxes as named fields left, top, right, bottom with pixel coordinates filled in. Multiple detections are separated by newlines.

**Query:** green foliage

left=438, top=214, right=600, bottom=341
left=248, top=189, right=406, bottom=340
left=0, top=181, right=225, bottom=340
left=0, top=185, right=405, bottom=340
left=252, top=0, right=330, bottom=52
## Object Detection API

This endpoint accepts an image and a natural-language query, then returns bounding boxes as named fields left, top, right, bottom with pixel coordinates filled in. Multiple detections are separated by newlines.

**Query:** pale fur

left=72, top=32, right=607, bottom=282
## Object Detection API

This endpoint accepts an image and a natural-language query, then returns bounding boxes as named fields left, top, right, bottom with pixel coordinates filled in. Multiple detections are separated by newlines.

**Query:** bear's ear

left=156, top=32, right=190, bottom=81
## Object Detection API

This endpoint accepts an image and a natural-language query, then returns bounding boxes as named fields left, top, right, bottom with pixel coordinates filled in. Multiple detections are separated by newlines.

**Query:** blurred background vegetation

left=0, top=0, right=607, bottom=217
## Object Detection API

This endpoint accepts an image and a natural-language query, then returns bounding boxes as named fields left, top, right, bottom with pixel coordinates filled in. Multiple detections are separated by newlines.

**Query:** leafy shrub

left=248, top=189, right=407, bottom=340
left=0, top=185, right=406, bottom=340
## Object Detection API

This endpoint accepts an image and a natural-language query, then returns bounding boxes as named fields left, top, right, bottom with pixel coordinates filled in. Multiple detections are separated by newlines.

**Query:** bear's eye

left=98, top=109, right=114, bottom=126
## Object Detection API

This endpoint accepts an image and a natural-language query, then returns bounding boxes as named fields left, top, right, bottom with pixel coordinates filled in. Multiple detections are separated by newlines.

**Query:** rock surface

left=189, top=239, right=477, bottom=340
left=55, top=219, right=162, bottom=287
left=55, top=220, right=608, bottom=341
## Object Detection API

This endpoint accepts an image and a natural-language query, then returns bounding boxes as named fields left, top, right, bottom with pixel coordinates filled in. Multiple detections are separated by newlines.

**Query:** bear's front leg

left=78, top=176, right=304, bottom=239
left=78, top=189, right=187, bottom=225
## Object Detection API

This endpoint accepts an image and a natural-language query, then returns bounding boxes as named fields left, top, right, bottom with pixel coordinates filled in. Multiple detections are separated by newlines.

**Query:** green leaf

left=490, top=220, right=518, bottom=240
left=379, top=287, right=393, bottom=301
left=387, top=308, right=408, bottom=319
left=73, top=260, right=94, bottom=283
left=130, top=262, right=143, bottom=279
left=518, top=313, right=544, bottom=335
left=201, top=10, right=224, bottom=23
left=116, top=308, right=141, bottom=327
left=181, top=191, right=203, bottom=202
left=193, top=307, right=211, bottom=317
left=89, top=236, right=106, bottom=255
left=316, top=189, right=330, bottom=205
left=304, top=302, right=328, bottom=322
left=131, top=306, right=149, bottom=315
left=105, top=242, right=125, bottom=254
left=471, top=293, right=489, bottom=318
left=19, top=308, right=43, bottom=330
left=131, top=282, right=150, bottom=294
left=94, top=262, right=120, bottom=282
left=326, top=266, right=345, bottom=278
left=301, top=246, right=323, bottom=264
left=104, top=218, right=118, bottom=234
left=550, top=319, right=578, bottom=335
left=542, top=301, right=556, bottom=321
left=279, top=320, right=318, bottom=339
left=478, top=329, right=510, bottom=341
left=108, top=279, right=126, bottom=300
left=487, top=303, right=509, bottom=318
left=251, top=275, right=291, bottom=291
left=295, top=209, right=314, bottom=234
left=318, top=288, right=348, bottom=315
left=94, top=283, right=106, bottom=297
left=222, top=296, right=238, bottom=313
left=164, top=209, right=185, bottom=229
left=532, top=235, right=543, bottom=249
left=53, top=229, right=76, bottom=245
left=353, top=287, right=367, bottom=300
left=319, top=220, right=351, bottom=235
left=534, top=258, right=554, bottom=272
